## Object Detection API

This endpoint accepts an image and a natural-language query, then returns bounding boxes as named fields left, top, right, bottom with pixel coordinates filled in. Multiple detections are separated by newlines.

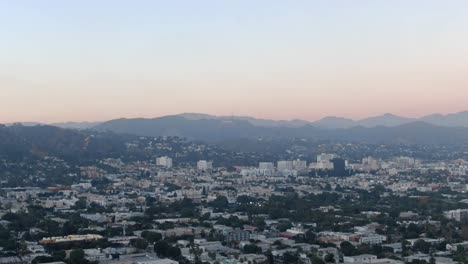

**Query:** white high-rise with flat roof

left=277, top=160, right=294, bottom=172
left=293, top=159, right=307, bottom=171
left=197, top=160, right=213, bottom=171
left=317, top=153, right=336, bottom=162
left=259, top=162, right=275, bottom=170
left=156, top=156, right=173, bottom=168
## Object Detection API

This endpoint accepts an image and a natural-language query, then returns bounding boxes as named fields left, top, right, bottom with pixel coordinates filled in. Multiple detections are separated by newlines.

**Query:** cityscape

left=2, top=1, right=468, bottom=264
left=0, top=127, right=468, bottom=264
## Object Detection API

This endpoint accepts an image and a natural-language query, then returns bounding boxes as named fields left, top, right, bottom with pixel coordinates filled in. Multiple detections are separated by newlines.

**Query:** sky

left=1, top=1, right=468, bottom=123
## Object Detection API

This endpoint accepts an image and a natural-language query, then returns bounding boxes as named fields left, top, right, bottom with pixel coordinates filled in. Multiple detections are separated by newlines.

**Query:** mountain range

left=6, top=111, right=468, bottom=129
left=0, top=124, right=128, bottom=161
left=93, top=115, right=468, bottom=145
left=178, top=111, right=468, bottom=129
left=5, top=121, right=102, bottom=129
left=2, top=111, right=468, bottom=147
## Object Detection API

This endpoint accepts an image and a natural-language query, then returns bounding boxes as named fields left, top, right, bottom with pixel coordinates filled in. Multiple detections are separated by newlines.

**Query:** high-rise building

left=197, top=160, right=213, bottom=171
left=362, top=156, right=380, bottom=171
left=259, top=162, right=275, bottom=170
left=293, top=159, right=307, bottom=171
left=317, top=153, right=336, bottom=163
left=394, top=156, right=419, bottom=169
left=309, top=161, right=334, bottom=170
left=277, top=160, right=294, bottom=172
left=332, top=158, right=346, bottom=176
left=156, top=156, right=173, bottom=168
left=310, top=154, right=337, bottom=170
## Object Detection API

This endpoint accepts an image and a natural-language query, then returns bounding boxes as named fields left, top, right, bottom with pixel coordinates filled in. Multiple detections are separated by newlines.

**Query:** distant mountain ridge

left=93, top=115, right=468, bottom=145
left=420, top=111, right=468, bottom=127
left=178, top=113, right=309, bottom=128
left=178, top=111, right=468, bottom=129
left=3, top=111, right=468, bottom=146
left=51, top=121, right=103, bottom=129
left=2, top=115, right=468, bottom=162
left=311, top=116, right=356, bottom=129
left=93, top=116, right=268, bottom=142
left=6, top=121, right=102, bottom=130
left=5, top=110, right=468, bottom=129
left=357, top=113, right=415, bottom=128
left=0, top=124, right=127, bottom=161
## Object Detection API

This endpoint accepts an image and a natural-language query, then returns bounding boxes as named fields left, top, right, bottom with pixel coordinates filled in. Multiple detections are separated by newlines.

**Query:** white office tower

left=310, top=153, right=336, bottom=170
left=293, top=159, right=307, bottom=171
left=277, top=160, right=294, bottom=172
left=156, top=156, right=173, bottom=168
left=394, top=156, right=419, bottom=169
left=309, top=160, right=334, bottom=170
left=259, top=162, right=275, bottom=170
left=362, top=156, right=380, bottom=170
left=197, top=160, right=213, bottom=171
left=317, top=153, right=336, bottom=162
left=258, top=162, right=275, bottom=176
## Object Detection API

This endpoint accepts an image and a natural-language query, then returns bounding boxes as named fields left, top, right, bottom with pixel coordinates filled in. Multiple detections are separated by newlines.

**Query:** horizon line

left=3, top=109, right=467, bottom=125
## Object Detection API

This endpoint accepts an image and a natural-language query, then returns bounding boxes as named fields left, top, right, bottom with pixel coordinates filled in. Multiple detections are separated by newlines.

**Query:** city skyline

left=2, top=2, right=468, bottom=264
left=2, top=0, right=468, bottom=123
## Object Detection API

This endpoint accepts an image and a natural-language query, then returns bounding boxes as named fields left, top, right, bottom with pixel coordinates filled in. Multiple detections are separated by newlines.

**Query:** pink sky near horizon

left=2, top=56, right=468, bottom=123
left=2, top=64, right=468, bottom=123
left=1, top=1, right=468, bottom=124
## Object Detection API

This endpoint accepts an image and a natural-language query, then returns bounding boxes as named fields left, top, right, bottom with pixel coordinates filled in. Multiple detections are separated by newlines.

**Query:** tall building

left=293, top=159, right=307, bottom=171
left=277, top=160, right=294, bottom=172
left=332, top=158, right=346, bottom=176
left=259, top=162, right=275, bottom=170
left=309, top=161, right=334, bottom=170
left=197, top=160, right=213, bottom=171
left=317, top=153, right=336, bottom=162
left=156, top=156, right=173, bottom=168
left=362, top=156, right=380, bottom=171
left=310, top=154, right=336, bottom=170
left=394, top=156, right=419, bottom=169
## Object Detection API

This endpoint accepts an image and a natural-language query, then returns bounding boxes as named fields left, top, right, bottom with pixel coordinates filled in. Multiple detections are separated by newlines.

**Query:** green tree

left=141, top=231, right=162, bottom=244
left=32, top=256, right=54, bottom=264
left=154, top=240, right=181, bottom=259
left=324, top=253, right=335, bottom=263
left=310, top=255, right=325, bottom=264
left=244, top=244, right=262, bottom=254
left=340, top=241, right=358, bottom=256
left=73, top=199, right=87, bottom=210
left=132, top=238, right=149, bottom=250
left=209, top=196, right=229, bottom=210
left=413, top=239, right=431, bottom=254
left=68, top=249, right=87, bottom=264
left=52, top=250, right=66, bottom=262
left=190, top=244, right=203, bottom=264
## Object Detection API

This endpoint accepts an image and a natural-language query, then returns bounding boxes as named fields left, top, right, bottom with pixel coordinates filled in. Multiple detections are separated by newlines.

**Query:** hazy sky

left=1, top=1, right=468, bottom=123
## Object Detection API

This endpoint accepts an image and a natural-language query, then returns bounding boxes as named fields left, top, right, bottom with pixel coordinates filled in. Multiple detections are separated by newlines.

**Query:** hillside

left=94, top=117, right=468, bottom=145
left=0, top=124, right=128, bottom=161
